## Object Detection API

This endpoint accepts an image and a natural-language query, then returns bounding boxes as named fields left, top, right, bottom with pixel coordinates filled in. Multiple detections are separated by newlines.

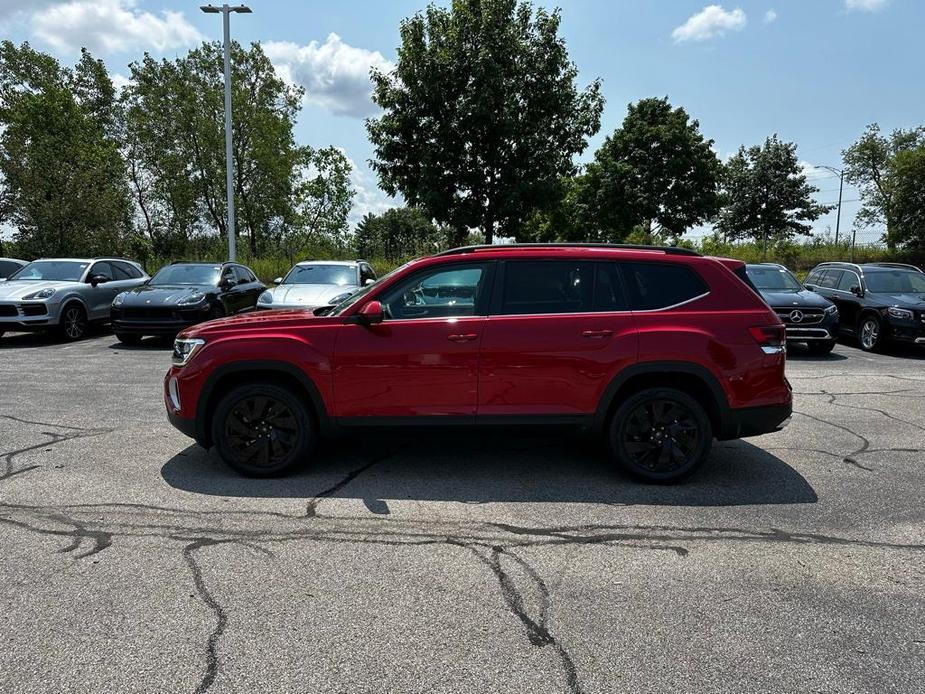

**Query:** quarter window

left=622, top=263, right=708, bottom=311
left=499, top=261, right=593, bottom=315
left=381, top=264, right=487, bottom=320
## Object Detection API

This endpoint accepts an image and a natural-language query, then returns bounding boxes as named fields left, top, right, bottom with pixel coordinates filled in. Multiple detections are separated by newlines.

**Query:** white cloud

left=348, top=163, right=396, bottom=228
left=763, top=9, right=778, bottom=23
left=845, top=0, right=889, bottom=12
left=264, top=33, right=393, bottom=119
left=672, top=5, right=747, bottom=43
left=109, top=72, right=131, bottom=92
left=31, top=0, right=203, bottom=54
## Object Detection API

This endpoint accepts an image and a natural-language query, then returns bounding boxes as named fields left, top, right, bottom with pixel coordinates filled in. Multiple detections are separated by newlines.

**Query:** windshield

left=746, top=266, right=803, bottom=291
left=328, top=262, right=409, bottom=316
left=9, top=260, right=88, bottom=282
left=150, top=264, right=221, bottom=286
left=284, top=265, right=357, bottom=286
left=865, top=269, right=925, bottom=294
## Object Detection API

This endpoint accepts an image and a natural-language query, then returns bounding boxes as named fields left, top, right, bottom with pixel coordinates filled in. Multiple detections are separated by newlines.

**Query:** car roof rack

left=865, top=262, right=923, bottom=272
left=435, top=243, right=701, bottom=257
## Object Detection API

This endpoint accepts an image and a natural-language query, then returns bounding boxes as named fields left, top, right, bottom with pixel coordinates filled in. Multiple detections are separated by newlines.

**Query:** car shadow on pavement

left=106, top=337, right=174, bottom=351
left=0, top=328, right=111, bottom=348
left=161, top=433, right=817, bottom=508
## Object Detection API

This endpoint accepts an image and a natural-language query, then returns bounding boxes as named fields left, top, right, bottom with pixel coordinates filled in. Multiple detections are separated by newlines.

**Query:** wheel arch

left=195, top=360, right=332, bottom=447
left=594, top=361, right=730, bottom=439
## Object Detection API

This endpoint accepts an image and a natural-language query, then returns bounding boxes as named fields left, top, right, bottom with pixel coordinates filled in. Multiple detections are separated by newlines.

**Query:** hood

left=0, top=279, right=78, bottom=300
left=121, top=283, right=214, bottom=307
left=264, top=283, right=357, bottom=307
left=759, top=288, right=834, bottom=310
left=179, top=308, right=339, bottom=338
left=877, top=292, right=925, bottom=308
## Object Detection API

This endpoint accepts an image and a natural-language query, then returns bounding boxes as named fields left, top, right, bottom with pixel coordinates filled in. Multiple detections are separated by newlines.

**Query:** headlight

left=887, top=307, right=914, bottom=320
left=172, top=338, right=205, bottom=365
left=112, top=292, right=127, bottom=307
left=178, top=292, right=205, bottom=306
left=23, top=288, right=56, bottom=300
left=824, top=304, right=838, bottom=315
left=258, top=291, right=273, bottom=304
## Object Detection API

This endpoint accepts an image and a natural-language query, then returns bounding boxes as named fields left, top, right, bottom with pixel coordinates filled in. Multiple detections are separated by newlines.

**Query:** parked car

left=111, top=261, right=265, bottom=344
left=257, top=260, right=377, bottom=310
left=0, top=258, right=148, bottom=341
left=804, top=262, right=925, bottom=351
left=0, top=257, right=27, bottom=281
left=745, top=263, right=840, bottom=354
left=164, top=244, right=792, bottom=483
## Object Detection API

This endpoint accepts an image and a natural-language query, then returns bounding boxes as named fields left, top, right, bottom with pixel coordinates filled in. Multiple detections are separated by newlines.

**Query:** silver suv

left=0, top=258, right=149, bottom=340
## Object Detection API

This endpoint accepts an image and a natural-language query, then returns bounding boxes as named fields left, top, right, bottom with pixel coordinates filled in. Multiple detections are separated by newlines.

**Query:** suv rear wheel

left=212, top=383, right=314, bottom=477
left=608, top=387, right=712, bottom=483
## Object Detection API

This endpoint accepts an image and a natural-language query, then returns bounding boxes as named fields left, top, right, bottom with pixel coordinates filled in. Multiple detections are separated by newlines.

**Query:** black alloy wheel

left=212, top=383, right=314, bottom=477
left=609, top=387, right=712, bottom=483
left=60, top=303, right=88, bottom=341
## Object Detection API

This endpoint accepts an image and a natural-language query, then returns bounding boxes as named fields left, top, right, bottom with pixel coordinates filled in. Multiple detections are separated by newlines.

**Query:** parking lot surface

left=1, top=331, right=923, bottom=694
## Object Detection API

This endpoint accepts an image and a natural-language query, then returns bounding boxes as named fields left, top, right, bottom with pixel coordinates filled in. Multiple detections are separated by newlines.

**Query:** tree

left=123, top=41, right=305, bottom=257
left=843, top=123, right=925, bottom=249
left=575, top=97, right=721, bottom=243
left=0, top=42, right=132, bottom=257
left=715, top=135, right=831, bottom=248
left=283, top=146, right=355, bottom=253
left=889, top=146, right=925, bottom=250
left=367, top=0, right=603, bottom=244
left=353, top=207, right=443, bottom=260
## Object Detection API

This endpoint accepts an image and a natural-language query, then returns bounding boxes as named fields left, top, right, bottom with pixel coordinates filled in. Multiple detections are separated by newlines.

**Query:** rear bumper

left=721, top=403, right=792, bottom=440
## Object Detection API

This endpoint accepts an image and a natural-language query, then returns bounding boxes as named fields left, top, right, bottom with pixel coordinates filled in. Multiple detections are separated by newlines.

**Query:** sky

left=1, top=0, right=923, bottom=242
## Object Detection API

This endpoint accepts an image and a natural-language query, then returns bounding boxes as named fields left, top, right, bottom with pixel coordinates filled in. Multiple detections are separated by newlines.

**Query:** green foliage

left=843, top=123, right=925, bottom=249
left=0, top=42, right=133, bottom=257
left=353, top=207, right=445, bottom=260
left=367, top=0, right=604, bottom=244
left=715, top=135, right=831, bottom=246
left=889, top=147, right=925, bottom=251
left=574, top=97, right=721, bottom=242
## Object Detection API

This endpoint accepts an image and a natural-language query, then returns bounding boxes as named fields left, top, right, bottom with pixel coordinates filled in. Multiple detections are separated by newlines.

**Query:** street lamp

left=814, top=164, right=844, bottom=245
left=200, top=4, right=252, bottom=262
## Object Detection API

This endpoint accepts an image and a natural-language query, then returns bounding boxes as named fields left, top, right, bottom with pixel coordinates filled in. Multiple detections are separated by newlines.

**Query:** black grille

left=123, top=307, right=177, bottom=321
left=21, top=303, right=48, bottom=316
left=774, top=308, right=825, bottom=325
left=0, top=304, right=17, bottom=317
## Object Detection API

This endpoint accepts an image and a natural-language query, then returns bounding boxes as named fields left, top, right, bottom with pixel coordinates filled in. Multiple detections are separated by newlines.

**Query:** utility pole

left=200, top=4, right=252, bottom=262
left=815, top=165, right=844, bottom=245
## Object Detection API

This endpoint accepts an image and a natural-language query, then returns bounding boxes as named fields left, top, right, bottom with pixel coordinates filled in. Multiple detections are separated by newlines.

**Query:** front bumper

left=112, top=304, right=212, bottom=335
left=0, top=301, right=61, bottom=330
left=886, top=316, right=925, bottom=344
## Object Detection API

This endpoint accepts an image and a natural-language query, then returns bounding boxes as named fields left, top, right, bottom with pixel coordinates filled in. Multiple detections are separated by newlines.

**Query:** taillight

left=749, top=325, right=786, bottom=354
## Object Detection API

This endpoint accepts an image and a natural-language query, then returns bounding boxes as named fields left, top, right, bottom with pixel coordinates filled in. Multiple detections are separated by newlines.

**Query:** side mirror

left=804, top=284, right=816, bottom=291
left=220, top=278, right=234, bottom=290
left=850, top=285, right=863, bottom=297
left=89, top=274, right=108, bottom=287
left=364, top=278, right=376, bottom=287
left=274, top=277, right=283, bottom=285
left=357, top=300, right=384, bottom=325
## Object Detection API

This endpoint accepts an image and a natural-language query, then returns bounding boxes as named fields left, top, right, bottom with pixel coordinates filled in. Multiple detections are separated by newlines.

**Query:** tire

left=857, top=314, right=883, bottom=352
left=608, top=387, right=712, bottom=484
left=806, top=340, right=836, bottom=355
left=116, top=333, right=143, bottom=345
left=211, top=383, right=314, bottom=477
left=59, top=303, right=88, bottom=341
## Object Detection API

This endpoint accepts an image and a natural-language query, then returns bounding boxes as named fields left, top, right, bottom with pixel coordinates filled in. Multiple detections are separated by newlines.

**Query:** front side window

left=865, top=270, right=925, bottom=294
left=88, top=262, right=114, bottom=282
left=837, top=271, right=860, bottom=292
left=746, top=266, right=803, bottom=291
left=500, top=261, right=593, bottom=315
left=9, top=260, right=88, bottom=282
left=380, top=264, right=487, bottom=320
left=818, top=270, right=841, bottom=289
left=149, top=265, right=222, bottom=286
left=284, top=264, right=357, bottom=286
left=622, top=262, right=709, bottom=310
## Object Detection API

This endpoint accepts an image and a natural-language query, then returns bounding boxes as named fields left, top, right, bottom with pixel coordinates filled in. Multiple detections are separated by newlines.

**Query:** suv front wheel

left=212, top=383, right=315, bottom=477
left=608, top=387, right=712, bottom=483
left=857, top=314, right=883, bottom=352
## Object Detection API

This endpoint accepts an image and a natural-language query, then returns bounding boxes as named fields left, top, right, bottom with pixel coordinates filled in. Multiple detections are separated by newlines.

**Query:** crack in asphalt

left=304, top=448, right=401, bottom=518
left=181, top=538, right=229, bottom=694
left=0, top=415, right=111, bottom=482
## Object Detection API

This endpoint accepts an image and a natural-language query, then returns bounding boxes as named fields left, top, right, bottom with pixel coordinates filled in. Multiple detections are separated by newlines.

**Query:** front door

left=478, top=260, right=638, bottom=418
left=85, top=261, right=122, bottom=320
left=334, top=262, right=494, bottom=420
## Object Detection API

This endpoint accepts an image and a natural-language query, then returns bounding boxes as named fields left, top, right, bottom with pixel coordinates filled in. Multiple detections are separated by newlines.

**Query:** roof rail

left=435, top=243, right=701, bottom=257
left=867, top=262, right=923, bottom=272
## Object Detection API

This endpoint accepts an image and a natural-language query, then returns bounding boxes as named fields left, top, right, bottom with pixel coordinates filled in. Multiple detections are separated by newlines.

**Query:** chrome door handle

left=447, top=333, right=478, bottom=342
left=581, top=329, right=613, bottom=338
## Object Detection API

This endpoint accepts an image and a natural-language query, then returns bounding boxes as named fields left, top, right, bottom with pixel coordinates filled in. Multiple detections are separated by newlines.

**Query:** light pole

left=200, top=4, right=251, bottom=262
left=815, top=165, right=844, bottom=245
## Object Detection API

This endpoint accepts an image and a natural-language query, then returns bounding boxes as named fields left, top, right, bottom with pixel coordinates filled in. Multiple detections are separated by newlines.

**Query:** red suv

left=164, top=245, right=791, bottom=483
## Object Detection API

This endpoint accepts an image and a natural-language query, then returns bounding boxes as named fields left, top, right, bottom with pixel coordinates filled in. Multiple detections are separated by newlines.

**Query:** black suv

left=110, top=261, right=265, bottom=344
left=745, top=263, right=840, bottom=354
left=804, top=262, right=925, bottom=351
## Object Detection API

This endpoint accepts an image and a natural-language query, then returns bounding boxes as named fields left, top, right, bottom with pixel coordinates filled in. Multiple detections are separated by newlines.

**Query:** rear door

left=477, top=259, right=637, bottom=419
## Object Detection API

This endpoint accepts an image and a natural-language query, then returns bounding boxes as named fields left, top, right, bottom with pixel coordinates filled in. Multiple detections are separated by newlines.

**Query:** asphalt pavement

left=1, top=329, right=923, bottom=694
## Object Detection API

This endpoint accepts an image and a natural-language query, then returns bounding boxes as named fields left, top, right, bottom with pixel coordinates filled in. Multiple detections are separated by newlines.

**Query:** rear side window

left=593, top=263, right=629, bottom=311
left=500, top=261, right=593, bottom=315
left=622, top=262, right=709, bottom=311
left=111, top=261, right=142, bottom=280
